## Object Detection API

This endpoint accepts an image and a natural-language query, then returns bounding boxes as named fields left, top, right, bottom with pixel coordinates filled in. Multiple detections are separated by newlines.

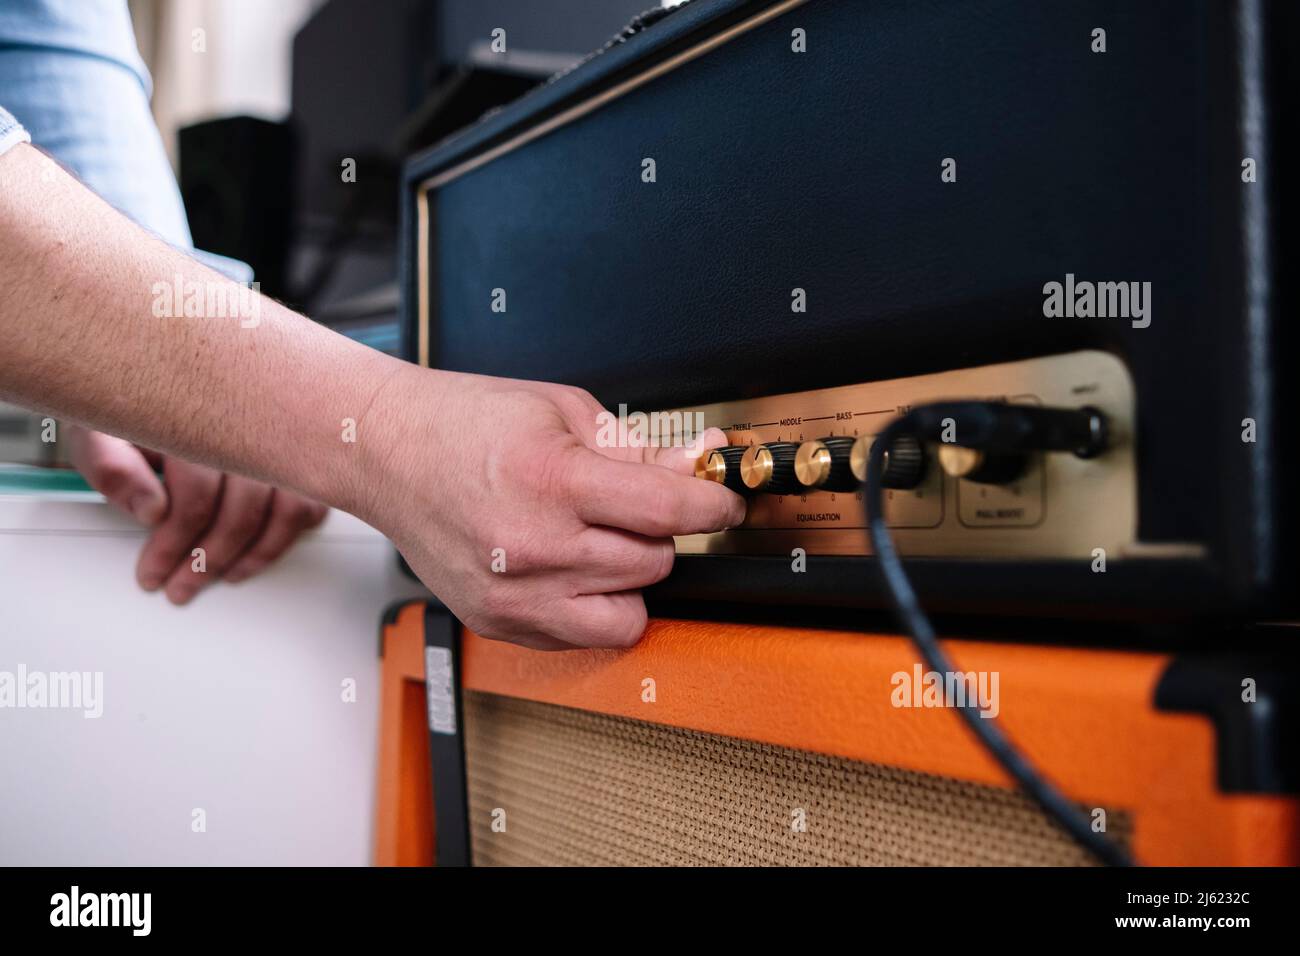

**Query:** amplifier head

left=399, top=0, right=1297, bottom=621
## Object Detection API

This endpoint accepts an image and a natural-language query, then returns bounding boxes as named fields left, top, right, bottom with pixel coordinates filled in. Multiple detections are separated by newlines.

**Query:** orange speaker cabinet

left=374, top=601, right=435, bottom=867
left=375, top=601, right=1298, bottom=866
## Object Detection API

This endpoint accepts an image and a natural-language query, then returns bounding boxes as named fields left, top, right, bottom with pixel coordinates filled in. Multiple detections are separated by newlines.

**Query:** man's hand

left=358, top=369, right=745, bottom=651
left=67, top=426, right=327, bottom=604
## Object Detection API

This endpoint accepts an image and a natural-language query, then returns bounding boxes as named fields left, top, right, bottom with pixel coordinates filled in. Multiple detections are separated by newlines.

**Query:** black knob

left=849, top=434, right=929, bottom=489
left=880, top=435, right=928, bottom=489
left=740, top=442, right=800, bottom=495
left=695, top=445, right=750, bottom=494
left=794, top=437, right=859, bottom=491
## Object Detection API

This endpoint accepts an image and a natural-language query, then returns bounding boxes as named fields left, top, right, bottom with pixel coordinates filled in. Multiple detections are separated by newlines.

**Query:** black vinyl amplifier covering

left=401, top=0, right=1297, bottom=622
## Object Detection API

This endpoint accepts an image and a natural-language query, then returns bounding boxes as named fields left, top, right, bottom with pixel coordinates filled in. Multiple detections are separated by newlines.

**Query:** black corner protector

left=423, top=605, right=472, bottom=867
left=377, top=599, right=425, bottom=658
left=1155, top=655, right=1299, bottom=794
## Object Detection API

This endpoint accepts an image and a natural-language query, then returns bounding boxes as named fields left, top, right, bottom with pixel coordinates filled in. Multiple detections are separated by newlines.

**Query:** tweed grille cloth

left=464, top=690, right=1132, bottom=866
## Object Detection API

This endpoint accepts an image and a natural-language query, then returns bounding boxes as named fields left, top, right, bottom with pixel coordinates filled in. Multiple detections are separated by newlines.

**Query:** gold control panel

left=672, top=350, right=1138, bottom=559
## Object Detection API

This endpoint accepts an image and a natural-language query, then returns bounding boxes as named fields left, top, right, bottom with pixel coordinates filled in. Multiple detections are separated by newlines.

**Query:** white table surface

left=0, top=482, right=427, bottom=865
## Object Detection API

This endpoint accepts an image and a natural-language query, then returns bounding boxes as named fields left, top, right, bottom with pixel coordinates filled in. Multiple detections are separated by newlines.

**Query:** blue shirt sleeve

left=0, top=0, right=191, bottom=249
left=0, top=105, right=32, bottom=157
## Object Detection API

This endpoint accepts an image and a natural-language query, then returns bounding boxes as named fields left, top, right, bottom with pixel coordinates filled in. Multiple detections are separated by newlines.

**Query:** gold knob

left=937, top=444, right=984, bottom=478
left=794, top=440, right=832, bottom=487
left=697, top=445, right=752, bottom=493
left=937, top=444, right=1027, bottom=484
left=696, top=449, right=728, bottom=483
left=796, top=436, right=858, bottom=491
left=739, top=445, right=774, bottom=490
left=849, top=435, right=871, bottom=482
left=739, top=442, right=799, bottom=494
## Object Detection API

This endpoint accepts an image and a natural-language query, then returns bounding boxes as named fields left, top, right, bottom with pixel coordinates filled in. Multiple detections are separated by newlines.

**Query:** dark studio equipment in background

left=178, top=116, right=293, bottom=299
left=177, top=0, right=654, bottom=351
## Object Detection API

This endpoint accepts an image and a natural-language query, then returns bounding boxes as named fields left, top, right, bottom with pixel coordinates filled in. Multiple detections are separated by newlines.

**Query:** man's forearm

left=0, top=142, right=413, bottom=516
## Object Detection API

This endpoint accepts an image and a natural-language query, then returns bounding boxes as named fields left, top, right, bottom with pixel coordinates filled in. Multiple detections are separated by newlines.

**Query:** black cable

left=864, top=403, right=1134, bottom=867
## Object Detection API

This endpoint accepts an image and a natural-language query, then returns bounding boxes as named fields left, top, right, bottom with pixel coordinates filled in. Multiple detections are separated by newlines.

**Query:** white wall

left=0, top=490, right=425, bottom=865
left=129, top=0, right=324, bottom=166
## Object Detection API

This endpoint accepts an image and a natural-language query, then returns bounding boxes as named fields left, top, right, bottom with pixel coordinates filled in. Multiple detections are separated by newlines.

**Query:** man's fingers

left=67, top=426, right=167, bottom=526
left=223, top=491, right=328, bottom=584
left=565, top=526, right=675, bottom=593
left=135, top=459, right=223, bottom=591
left=548, top=590, right=649, bottom=649
left=162, top=475, right=274, bottom=604
left=570, top=448, right=745, bottom=538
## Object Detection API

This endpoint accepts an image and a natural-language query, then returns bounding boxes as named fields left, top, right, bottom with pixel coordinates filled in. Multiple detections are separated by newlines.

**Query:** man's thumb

left=67, top=427, right=168, bottom=526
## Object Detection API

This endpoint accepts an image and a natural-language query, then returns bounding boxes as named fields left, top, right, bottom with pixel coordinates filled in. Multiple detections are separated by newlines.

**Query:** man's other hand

left=67, top=426, right=327, bottom=604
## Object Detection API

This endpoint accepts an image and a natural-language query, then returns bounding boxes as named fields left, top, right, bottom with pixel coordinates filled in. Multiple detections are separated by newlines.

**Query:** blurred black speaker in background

left=178, top=116, right=294, bottom=301
left=178, top=0, right=665, bottom=341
